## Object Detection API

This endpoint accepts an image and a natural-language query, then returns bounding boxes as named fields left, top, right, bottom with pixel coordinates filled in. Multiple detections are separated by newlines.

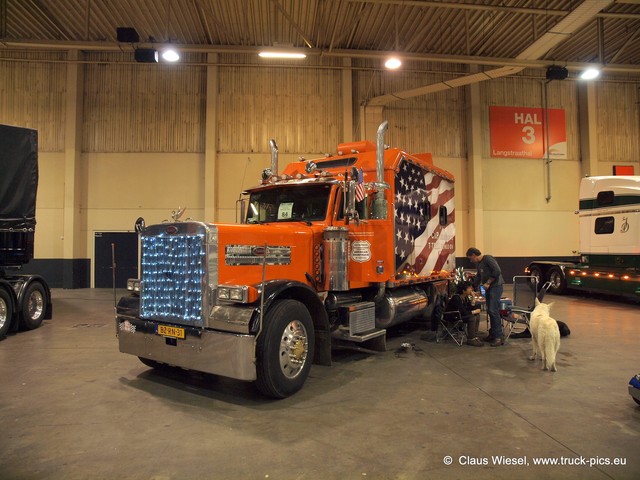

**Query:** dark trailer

left=0, top=124, right=52, bottom=338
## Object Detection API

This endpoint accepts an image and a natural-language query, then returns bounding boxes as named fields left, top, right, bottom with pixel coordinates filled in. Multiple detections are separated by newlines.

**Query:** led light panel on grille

left=140, top=234, right=205, bottom=323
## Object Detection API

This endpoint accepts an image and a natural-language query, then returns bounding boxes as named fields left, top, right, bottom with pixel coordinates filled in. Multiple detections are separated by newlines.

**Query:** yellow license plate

left=157, top=325, right=185, bottom=339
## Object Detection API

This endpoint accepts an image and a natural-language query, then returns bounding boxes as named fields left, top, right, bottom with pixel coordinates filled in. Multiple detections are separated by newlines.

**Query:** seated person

left=445, top=281, right=483, bottom=347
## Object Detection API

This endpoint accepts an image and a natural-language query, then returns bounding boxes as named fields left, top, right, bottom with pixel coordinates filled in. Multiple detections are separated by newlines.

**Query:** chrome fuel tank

left=323, top=227, right=349, bottom=291
left=375, top=287, right=429, bottom=329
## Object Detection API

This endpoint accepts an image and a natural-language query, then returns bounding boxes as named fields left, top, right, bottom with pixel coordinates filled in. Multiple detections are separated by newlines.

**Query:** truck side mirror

left=134, top=217, right=145, bottom=233
left=236, top=198, right=247, bottom=224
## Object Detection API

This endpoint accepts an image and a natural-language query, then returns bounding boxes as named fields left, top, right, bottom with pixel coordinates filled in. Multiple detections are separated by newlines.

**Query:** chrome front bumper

left=117, top=318, right=257, bottom=381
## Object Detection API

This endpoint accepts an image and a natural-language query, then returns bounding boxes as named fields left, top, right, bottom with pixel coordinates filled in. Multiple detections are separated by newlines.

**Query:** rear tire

left=0, top=288, right=13, bottom=338
left=528, top=265, right=542, bottom=285
left=547, top=266, right=567, bottom=294
left=19, top=282, right=47, bottom=330
left=256, top=299, right=314, bottom=398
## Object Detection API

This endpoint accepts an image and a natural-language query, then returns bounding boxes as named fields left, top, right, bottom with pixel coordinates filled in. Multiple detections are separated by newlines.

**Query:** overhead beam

left=269, top=0, right=315, bottom=49
left=367, top=0, right=613, bottom=106
left=608, top=24, right=640, bottom=63
left=2, top=38, right=640, bottom=75
left=348, top=0, right=640, bottom=20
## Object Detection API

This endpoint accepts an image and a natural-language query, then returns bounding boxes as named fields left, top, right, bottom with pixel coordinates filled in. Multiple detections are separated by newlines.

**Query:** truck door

left=331, top=186, right=393, bottom=286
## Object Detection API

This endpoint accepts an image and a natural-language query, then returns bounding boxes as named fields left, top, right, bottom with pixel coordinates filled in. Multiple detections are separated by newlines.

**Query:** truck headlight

left=127, top=279, right=141, bottom=293
left=217, top=285, right=259, bottom=303
left=230, top=288, right=244, bottom=301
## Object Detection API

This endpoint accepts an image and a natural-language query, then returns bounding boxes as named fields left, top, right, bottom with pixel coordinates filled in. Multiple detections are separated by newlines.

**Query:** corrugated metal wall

left=217, top=54, right=343, bottom=154
left=0, top=52, right=67, bottom=151
left=353, top=60, right=468, bottom=158
left=82, top=52, right=207, bottom=153
left=6, top=53, right=636, bottom=165
left=597, top=80, right=640, bottom=164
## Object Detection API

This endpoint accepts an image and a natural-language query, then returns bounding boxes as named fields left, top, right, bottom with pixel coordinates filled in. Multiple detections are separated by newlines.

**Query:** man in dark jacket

left=466, top=247, right=505, bottom=346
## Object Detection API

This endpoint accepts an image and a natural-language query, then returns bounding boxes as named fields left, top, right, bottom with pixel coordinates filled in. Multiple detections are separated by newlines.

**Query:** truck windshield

left=246, top=184, right=332, bottom=223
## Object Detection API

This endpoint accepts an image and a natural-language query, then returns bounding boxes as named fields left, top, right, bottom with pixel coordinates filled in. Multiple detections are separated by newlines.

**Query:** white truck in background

left=526, top=176, right=639, bottom=300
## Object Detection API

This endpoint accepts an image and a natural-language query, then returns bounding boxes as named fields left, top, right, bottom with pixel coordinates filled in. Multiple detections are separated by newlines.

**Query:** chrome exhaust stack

left=373, top=121, right=389, bottom=219
left=269, top=139, right=279, bottom=176
left=375, top=120, right=388, bottom=189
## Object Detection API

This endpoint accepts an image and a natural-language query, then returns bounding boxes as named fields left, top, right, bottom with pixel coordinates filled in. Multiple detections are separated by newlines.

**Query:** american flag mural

left=394, top=159, right=455, bottom=275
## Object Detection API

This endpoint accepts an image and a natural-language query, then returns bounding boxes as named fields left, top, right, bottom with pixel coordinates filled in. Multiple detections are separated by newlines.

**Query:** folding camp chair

left=435, top=299, right=467, bottom=347
left=502, top=276, right=552, bottom=341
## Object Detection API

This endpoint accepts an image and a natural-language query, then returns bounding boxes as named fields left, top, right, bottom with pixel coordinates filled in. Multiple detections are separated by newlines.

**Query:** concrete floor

left=0, top=288, right=638, bottom=480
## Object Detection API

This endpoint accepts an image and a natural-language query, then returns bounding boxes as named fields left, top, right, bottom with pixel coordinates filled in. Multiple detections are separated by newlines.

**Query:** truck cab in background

left=526, top=176, right=640, bottom=299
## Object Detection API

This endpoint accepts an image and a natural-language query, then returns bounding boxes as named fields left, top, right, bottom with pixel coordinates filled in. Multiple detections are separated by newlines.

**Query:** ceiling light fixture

left=384, top=7, right=402, bottom=70
left=162, top=48, right=180, bottom=62
left=580, top=67, right=600, bottom=80
left=258, top=51, right=306, bottom=59
left=385, top=57, right=402, bottom=69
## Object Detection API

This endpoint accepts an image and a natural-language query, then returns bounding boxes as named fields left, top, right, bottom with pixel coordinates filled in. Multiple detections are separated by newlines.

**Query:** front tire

left=19, top=282, right=47, bottom=330
left=0, top=289, right=13, bottom=338
left=256, top=299, right=315, bottom=398
left=547, top=266, right=567, bottom=295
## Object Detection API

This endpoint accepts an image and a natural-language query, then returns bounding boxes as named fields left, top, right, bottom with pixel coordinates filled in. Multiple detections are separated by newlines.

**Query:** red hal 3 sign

left=489, top=106, right=567, bottom=159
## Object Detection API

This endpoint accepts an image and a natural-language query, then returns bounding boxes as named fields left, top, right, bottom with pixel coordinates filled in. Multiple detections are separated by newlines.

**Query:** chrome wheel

left=528, top=266, right=541, bottom=285
left=0, top=298, right=7, bottom=329
left=19, top=282, right=47, bottom=330
left=0, top=289, right=13, bottom=338
left=256, top=299, right=315, bottom=398
left=547, top=266, right=567, bottom=294
left=279, top=320, right=309, bottom=379
left=27, top=289, right=44, bottom=321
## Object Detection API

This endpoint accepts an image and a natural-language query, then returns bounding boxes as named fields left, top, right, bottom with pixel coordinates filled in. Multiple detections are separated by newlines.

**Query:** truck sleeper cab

left=526, top=176, right=640, bottom=299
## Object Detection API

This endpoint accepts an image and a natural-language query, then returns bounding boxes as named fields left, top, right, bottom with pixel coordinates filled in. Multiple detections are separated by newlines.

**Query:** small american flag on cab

left=355, top=167, right=365, bottom=202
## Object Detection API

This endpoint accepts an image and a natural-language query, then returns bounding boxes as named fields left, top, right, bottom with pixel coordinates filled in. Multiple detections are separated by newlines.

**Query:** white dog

left=528, top=299, right=560, bottom=372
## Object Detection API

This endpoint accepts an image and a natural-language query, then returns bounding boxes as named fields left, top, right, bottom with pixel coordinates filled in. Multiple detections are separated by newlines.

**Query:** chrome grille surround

left=139, top=222, right=217, bottom=326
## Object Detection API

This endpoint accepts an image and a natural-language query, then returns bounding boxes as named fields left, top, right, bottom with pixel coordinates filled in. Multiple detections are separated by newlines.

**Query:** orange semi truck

left=116, top=122, right=456, bottom=397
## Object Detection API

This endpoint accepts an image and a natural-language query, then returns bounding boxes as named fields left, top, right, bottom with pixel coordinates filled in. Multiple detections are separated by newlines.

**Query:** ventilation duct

left=368, top=0, right=612, bottom=106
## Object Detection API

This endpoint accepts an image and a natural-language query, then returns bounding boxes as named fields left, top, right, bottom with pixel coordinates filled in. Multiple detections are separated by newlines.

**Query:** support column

left=341, top=58, right=353, bottom=142
left=204, top=53, right=219, bottom=222
left=578, top=81, right=599, bottom=177
left=62, top=49, right=87, bottom=288
left=466, top=67, right=484, bottom=252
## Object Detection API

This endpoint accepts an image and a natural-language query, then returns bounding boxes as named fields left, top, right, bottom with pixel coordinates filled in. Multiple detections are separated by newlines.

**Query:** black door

left=94, top=232, right=138, bottom=288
